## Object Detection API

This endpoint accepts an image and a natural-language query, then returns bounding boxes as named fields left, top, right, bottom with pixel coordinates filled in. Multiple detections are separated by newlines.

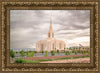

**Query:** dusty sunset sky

left=10, top=10, right=90, bottom=49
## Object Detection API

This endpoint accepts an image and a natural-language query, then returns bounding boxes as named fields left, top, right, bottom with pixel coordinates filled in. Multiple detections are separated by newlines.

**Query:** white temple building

left=36, top=17, right=66, bottom=52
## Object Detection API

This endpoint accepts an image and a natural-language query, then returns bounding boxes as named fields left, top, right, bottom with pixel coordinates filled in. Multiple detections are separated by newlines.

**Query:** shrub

left=34, top=51, right=37, bottom=53
left=68, top=52, right=70, bottom=55
left=69, top=47, right=70, bottom=50
left=82, top=51, right=85, bottom=54
left=75, top=51, right=78, bottom=55
left=20, top=50, right=25, bottom=57
left=73, top=47, right=75, bottom=50
left=51, top=50, right=55, bottom=56
left=51, top=53, right=55, bottom=56
left=10, top=50, right=15, bottom=58
left=14, top=58, right=40, bottom=63
left=72, top=50, right=74, bottom=53
left=88, top=51, right=90, bottom=54
left=27, top=52, right=30, bottom=57
left=65, top=51, right=70, bottom=55
left=77, top=50, right=80, bottom=53
left=41, top=50, right=44, bottom=54
left=31, top=51, right=34, bottom=57
left=16, top=52, right=18, bottom=54
left=14, top=58, right=24, bottom=63
left=64, top=48, right=66, bottom=52
left=29, top=51, right=32, bottom=52
left=51, top=50, right=55, bottom=53
left=44, top=51, right=48, bottom=56
left=79, top=47, right=81, bottom=49
left=27, top=51, right=34, bottom=57
left=57, top=50, right=59, bottom=54
left=27, top=51, right=29, bottom=56
left=69, top=52, right=71, bottom=55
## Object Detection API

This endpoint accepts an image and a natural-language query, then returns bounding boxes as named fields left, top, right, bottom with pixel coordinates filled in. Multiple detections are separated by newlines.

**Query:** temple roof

left=48, top=16, right=54, bottom=33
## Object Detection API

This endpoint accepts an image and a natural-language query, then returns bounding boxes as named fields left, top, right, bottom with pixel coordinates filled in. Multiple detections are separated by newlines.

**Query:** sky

left=10, top=10, right=90, bottom=49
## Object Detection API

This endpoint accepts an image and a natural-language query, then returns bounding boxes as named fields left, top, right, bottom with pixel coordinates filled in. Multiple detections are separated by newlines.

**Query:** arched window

left=49, top=33, right=50, bottom=37
left=53, top=43, right=54, bottom=49
left=41, top=44, right=43, bottom=50
left=59, top=43, right=61, bottom=49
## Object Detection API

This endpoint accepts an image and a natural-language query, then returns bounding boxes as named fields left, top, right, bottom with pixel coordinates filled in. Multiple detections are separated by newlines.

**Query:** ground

left=40, top=57, right=90, bottom=63
left=10, top=52, right=90, bottom=63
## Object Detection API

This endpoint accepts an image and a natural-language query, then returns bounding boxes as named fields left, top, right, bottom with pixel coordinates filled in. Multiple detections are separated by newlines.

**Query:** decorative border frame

left=0, top=0, right=99, bottom=72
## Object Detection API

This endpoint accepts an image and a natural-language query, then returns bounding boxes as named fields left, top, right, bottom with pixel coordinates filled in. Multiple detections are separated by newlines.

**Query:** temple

left=36, top=17, right=66, bottom=52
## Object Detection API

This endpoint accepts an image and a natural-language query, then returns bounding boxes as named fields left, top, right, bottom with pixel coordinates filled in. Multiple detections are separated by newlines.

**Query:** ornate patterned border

left=1, top=1, right=99, bottom=72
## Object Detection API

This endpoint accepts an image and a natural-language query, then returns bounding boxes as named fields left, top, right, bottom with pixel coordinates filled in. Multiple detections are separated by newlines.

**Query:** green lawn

left=14, top=55, right=90, bottom=63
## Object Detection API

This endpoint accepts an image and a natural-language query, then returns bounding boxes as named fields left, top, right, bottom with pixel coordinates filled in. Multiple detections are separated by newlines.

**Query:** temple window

left=59, top=43, right=61, bottom=49
left=53, top=43, right=54, bottom=49
left=49, top=33, right=50, bottom=37
left=41, top=44, right=43, bottom=50
left=52, top=33, right=54, bottom=37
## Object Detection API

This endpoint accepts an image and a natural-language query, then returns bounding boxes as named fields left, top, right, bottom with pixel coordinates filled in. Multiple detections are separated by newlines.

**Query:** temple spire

left=49, top=16, right=53, bottom=31
left=48, top=16, right=54, bottom=38
left=50, top=15, right=52, bottom=25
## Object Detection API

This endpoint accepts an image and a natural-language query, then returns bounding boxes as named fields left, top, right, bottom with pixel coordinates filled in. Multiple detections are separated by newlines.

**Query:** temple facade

left=36, top=17, right=66, bottom=52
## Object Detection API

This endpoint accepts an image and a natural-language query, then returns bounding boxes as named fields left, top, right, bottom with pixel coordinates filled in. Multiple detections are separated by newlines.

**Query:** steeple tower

left=48, top=16, right=54, bottom=38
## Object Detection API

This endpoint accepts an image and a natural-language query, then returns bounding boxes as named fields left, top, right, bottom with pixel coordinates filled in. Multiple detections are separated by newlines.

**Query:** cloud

left=10, top=10, right=90, bottom=49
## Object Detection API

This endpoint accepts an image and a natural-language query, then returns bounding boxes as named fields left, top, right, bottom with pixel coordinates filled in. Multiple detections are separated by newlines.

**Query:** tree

left=34, top=51, right=37, bottom=56
left=57, top=50, right=59, bottom=54
left=44, top=51, right=48, bottom=56
left=51, top=50, right=55, bottom=56
left=10, top=50, right=15, bottom=59
left=20, top=50, right=25, bottom=57
left=88, top=51, right=90, bottom=54
left=70, top=47, right=72, bottom=50
left=65, top=51, right=70, bottom=55
left=72, top=50, right=74, bottom=53
left=26, top=51, right=29, bottom=56
left=27, top=52, right=31, bottom=57
left=16, top=52, right=18, bottom=54
left=73, top=47, right=75, bottom=50
left=64, top=48, right=66, bottom=52
left=31, top=51, right=34, bottom=57
left=41, top=50, right=44, bottom=54
left=27, top=51, right=34, bottom=57
left=82, top=51, right=85, bottom=54
left=75, top=51, right=78, bottom=55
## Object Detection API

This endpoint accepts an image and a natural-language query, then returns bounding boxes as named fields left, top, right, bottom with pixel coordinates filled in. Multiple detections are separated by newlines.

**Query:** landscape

left=10, top=10, right=90, bottom=63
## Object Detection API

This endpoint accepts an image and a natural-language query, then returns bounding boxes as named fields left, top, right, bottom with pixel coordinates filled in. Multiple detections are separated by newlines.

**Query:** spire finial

left=50, top=15, right=52, bottom=25
left=50, top=15, right=52, bottom=30
left=48, top=15, right=54, bottom=38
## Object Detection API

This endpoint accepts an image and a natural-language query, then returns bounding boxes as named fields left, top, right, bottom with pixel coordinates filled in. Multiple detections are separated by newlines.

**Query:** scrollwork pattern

left=1, top=1, right=98, bottom=72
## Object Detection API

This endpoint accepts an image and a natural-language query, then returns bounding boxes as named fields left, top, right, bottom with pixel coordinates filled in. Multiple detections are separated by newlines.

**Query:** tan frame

left=0, top=0, right=99, bottom=73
